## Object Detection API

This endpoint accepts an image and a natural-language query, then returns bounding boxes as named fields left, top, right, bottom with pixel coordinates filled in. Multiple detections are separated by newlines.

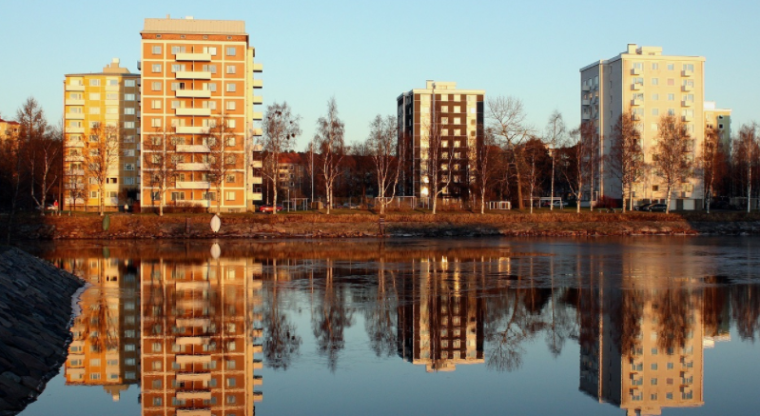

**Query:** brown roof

left=279, top=153, right=303, bottom=164
left=142, top=18, right=246, bottom=35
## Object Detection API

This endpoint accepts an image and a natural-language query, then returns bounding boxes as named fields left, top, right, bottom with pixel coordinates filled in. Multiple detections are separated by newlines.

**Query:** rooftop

left=142, top=16, right=246, bottom=35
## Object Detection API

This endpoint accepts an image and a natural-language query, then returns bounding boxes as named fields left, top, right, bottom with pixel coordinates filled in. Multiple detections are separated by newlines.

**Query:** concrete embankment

left=0, top=247, right=84, bottom=415
left=8, top=212, right=760, bottom=239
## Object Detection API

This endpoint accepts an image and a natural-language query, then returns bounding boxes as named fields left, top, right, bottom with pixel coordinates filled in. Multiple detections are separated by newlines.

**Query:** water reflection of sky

left=17, top=237, right=760, bottom=416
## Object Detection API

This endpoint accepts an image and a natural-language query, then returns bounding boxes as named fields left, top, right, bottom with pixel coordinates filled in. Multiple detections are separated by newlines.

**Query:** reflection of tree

left=78, top=262, right=118, bottom=353
left=311, top=259, right=354, bottom=372
left=654, top=288, right=694, bottom=351
left=484, top=285, right=544, bottom=372
left=362, top=258, right=398, bottom=358
left=544, top=288, right=575, bottom=357
left=731, top=285, right=760, bottom=341
left=264, top=259, right=302, bottom=370
left=609, top=289, right=646, bottom=356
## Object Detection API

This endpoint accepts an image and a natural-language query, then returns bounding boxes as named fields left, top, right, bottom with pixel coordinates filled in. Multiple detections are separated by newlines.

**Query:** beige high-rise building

left=397, top=81, right=485, bottom=200
left=581, top=44, right=708, bottom=209
left=63, top=59, right=141, bottom=211
left=140, top=17, right=263, bottom=212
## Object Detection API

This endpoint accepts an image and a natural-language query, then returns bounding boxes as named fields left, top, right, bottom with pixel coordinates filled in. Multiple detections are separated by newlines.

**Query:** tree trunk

left=273, top=182, right=278, bottom=215
left=480, top=188, right=485, bottom=214
left=515, top=168, right=523, bottom=210
left=665, top=184, right=672, bottom=214
left=550, top=156, right=555, bottom=211
left=621, top=186, right=627, bottom=214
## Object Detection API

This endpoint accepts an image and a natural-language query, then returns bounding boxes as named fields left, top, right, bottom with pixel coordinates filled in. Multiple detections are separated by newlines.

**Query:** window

left=651, top=78, right=659, bottom=85
left=125, top=94, right=135, bottom=101
left=171, top=100, right=181, bottom=109
left=226, top=359, right=236, bottom=369
left=202, top=101, right=217, bottom=110
left=151, top=81, right=161, bottom=91
left=667, top=78, right=675, bottom=86
left=651, top=363, right=658, bottom=370
left=202, top=64, right=217, bottom=73
left=125, top=163, right=135, bottom=171
left=151, top=100, right=161, bottom=109
left=171, top=46, right=186, bottom=55
left=667, top=362, right=674, bottom=369
left=171, top=64, right=183, bottom=73
left=171, top=192, right=185, bottom=201
left=205, top=82, right=217, bottom=92
left=652, top=93, right=659, bottom=101
left=668, top=108, right=675, bottom=116
left=226, top=396, right=236, bottom=404
left=453, top=117, right=461, bottom=124
left=89, top=93, right=101, bottom=100
left=153, top=397, right=162, bottom=406
left=226, top=83, right=236, bottom=92
left=683, top=63, right=694, bottom=72
left=226, top=119, right=236, bottom=128
left=90, top=191, right=98, bottom=198
left=89, top=107, right=100, bottom=115
left=125, top=107, right=135, bottom=115
left=226, top=377, right=236, bottom=387
left=667, top=63, right=675, bottom=70
left=226, top=136, right=236, bottom=146
left=151, top=119, right=161, bottom=128
left=90, top=79, right=101, bottom=87
left=125, top=79, right=136, bottom=87
left=668, top=94, right=675, bottom=101
left=203, top=46, right=217, bottom=55
left=226, top=101, right=236, bottom=110
left=226, top=191, right=235, bottom=201
left=124, top=121, right=135, bottom=129
left=666, top=393, right=673, bottom=400
left=226, top=65, right=236, bottom=74
left=152, top=45, right=161, bottom=54
left=652, top=63, right=659, bottom=70
left=226, top=46, right=236, bottom=56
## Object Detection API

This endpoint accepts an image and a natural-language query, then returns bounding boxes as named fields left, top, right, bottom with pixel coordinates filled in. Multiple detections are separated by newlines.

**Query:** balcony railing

left=65, top=113, right=84, bottom=120
left=176, top=108, right=211, bottom=116
left=682, top=115, right=693, bottom=122
left=631, top=83, right=642, bottom=91
left=176, top=162, right=209, bottom=171
left=175, top=53, right=212, bottom=61
left=631, top=99, right=643, bottom=106
left=175, top=71, right=212, bottom=80
left=253, top=111, right=263, bottom=120
left=176, top=126, right=210, bottom=135
left=253, top=96, right=263, bottom=104
left=252, top=63, right=263, bottom=72
left=581, top=99, right=590, bottom=106
left=65, top=85, right=84, bottom=92
left=67, top=126, right=84, bottom=133
left=176, top=89, right=212, bottom=98
left=176, top=145, right=211, bottom=153
left=631, top=68, right=642, bottom=75
left=682, top=100, right=693, bottom=107
left=252, top=79, right=263, bottom=88
left=682, top=84, right=693, bottom=92
left=682, top=70, right=693, bottom=77
left=176, top=181, right=211, bottom=189
left=65, top=99, right=85, bottom=106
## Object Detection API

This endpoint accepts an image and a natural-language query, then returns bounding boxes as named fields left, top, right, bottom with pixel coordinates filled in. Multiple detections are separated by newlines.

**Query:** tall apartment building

left=63, top=59, right=141, bottom=211
left=581, top=44, right=708, bottom=209
left=140, top=16, right=263, bottom=212
left=398, top=81, right=484, bottom=200
left=704, top=101, right=732, bottom=149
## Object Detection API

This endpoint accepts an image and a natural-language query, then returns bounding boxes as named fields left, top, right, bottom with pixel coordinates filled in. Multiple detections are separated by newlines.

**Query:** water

left=14, top=237, right=760, bottom=416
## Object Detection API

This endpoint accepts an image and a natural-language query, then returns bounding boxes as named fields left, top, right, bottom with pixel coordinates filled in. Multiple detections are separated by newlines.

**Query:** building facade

left=63, top=59, right=141, bottom=211
left=0, top=117, right=20, bottom=141
left=140, top=16, right=263, bottom=213
left=704, top=101, right=732, bottom=150
left=397, top=81, right=484, bottom=200
left=581, top=44, right=708, bottom=209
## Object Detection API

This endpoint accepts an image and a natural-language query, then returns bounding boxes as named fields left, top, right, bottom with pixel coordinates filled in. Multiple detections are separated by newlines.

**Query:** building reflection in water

left=62, top=257, right=141, bottom=401
left=140, top=255, right=264, bottom=416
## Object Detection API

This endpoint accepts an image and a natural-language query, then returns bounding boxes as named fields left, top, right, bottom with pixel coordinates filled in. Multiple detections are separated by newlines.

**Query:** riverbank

left=7, top=210, right=760, bottom=239
left=0, top=247, right=84, bottom=415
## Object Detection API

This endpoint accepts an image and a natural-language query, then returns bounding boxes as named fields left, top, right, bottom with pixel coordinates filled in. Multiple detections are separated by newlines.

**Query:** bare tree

left=609, top=111, right=644, bottom=212
left=84, top=123, right=120, bottom=216
left=315, top=98, right=345, bottom=214
left=653, top=115, right=693, bottom=214
left=29, top=124, right=61, bottom=215
left=366, top=115, right=402, bottom=215
left=475, top=126, right=499, bottom=214
left=143, top=128, right=179, bottom=216
left=544, top=111, right=566, bottom=211
left=733, top=124, right=759, bottom=213
left=563, top=121, right=596, bottom=213
left=702, top=125, right=721, bottom=213
left=261, top=102, right=301, bottom=215
left=487, top=96, right=531, bottom=209
left=206, top=117, right=237, bottom=213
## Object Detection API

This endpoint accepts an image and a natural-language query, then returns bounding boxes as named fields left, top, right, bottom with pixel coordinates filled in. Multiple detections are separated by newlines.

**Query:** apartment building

left=140, top=257, right=263, bottom=416
left=140, top=16, right=263, bottom=213
left=63, top=59, right=141, bottom=211
left=581, top=44, right=708, bottom=209
left=397, top=81, right=484, bottom=200
left=704, top=101, right=732, bottom=149
left=0, top=117, right=20, bottom=141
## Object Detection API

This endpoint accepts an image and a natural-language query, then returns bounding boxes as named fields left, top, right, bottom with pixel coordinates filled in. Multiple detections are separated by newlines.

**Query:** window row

left=150, top=45, right=238, bottom=56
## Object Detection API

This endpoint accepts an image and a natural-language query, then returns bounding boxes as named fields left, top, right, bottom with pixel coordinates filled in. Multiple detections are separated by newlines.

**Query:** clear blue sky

left=1, top=0, right=757, bottom=149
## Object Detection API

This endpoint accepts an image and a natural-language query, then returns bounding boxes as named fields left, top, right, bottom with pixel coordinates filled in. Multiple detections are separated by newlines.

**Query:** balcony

left=176, top=355, right=212, bottom=364
left=175, top=71, right=212, bottom=80
left=253, top=375, right=263, bottom=386
left=251, top=128, right=263, bottom=136
left=177, top=410, right=211, bottom=416
left=252, top=177, right=263, bottom=185
left=64, top=155, right=84, bottom=162
left=65, top=99, right=85, bottom=106
left=175, top=53, right=212, bottom=61
left=682, top=115, right=693, bottom=122
left=177, top=144, right=211, bottom=153
left=631, top=83, right=642, bottom=91
left=253, top=359, right=263, bottom=370
left=682, top=84, right=693, bottom=92
left=176, top=373, right=212, bottom=382
left=175, top=281, right=209, bottom=290
left=176, top=318, right=211, bottom=327
left=252, top=79, right=263, bottom=88
left=252, top=192, right=263, bottom=201
left=252, top=343, right=263, bottom=353
left=254, top=391, right=263, bottom=402
left=65, top=84, right=84, bottom=92
left=176, top=181, right=211, bottom=189
left=582, top=84, right=590, bottom=92
left=176, top=126, right=210, bottom=134
left=682, top=69, right=693, bottom=77
left=176, top=391, right=212, bottom=400
left=682, top=100, right=693, bottom=107
left=137, top=61, right=141, bottom=70
left=176, top=89, right=212, bottom=98
left=67, top=126, right=84, bottom=133
left=253, top=63, right=263, bottom=72
left=177, top=162, right=209, bottom=171
left=176, top=108, right=211, bottom=117
left=105, top=85, right=119, bottom=92
left=253, top=111, right=263, bottom=120
left=631, top=99, right=643, bottom=106
left=631, top=68, right=642, bottom=75
left=582, top=113, right=591, bottom=120
left=65, top=113, right=84, bottom=120
left=632, top=114, right=642, bottom=121
left=253, top=96, right=263, bottom=104
left=66, top=140, right=84, bottom=148
left=68, top=169, right=85, bottom=176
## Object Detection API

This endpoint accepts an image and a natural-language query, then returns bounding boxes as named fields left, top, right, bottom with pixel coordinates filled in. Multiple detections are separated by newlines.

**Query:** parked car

left=552, top=200, right=566, bottom=208
left=637, top=202, right=655, bottom=211
left=649, top=203, right=668, bottom=212
left=259, top=204, right=283, bottom=213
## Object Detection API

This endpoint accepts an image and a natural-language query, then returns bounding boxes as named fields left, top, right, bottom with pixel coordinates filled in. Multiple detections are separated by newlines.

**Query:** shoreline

left=7, top=211, right=760, bottom=239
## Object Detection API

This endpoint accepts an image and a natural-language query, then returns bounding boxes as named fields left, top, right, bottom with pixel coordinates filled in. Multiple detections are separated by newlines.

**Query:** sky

left=1, top=0, right=758, bottom=150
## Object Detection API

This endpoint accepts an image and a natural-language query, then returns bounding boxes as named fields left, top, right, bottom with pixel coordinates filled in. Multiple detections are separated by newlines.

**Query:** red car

left=259, top=204, right=283, bottom=213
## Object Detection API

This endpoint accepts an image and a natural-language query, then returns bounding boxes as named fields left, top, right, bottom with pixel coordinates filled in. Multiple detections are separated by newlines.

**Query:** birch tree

left=563, top=121, right=596, bottom=213
left=544, top=111, right=566, bottom=211
left=366, top=114, right=402, bottom=215
left=734, top=124, right=759, bottom=213
left=487, top=96, right=531, bottom=209
left=84, top=123, right=120, bottom=216
left=701, top=125, right=720, bottom=213
left=29, top=124, right=60, bottom=215
left=609, top=111, right=644, bottom=213
left=261, top=102, right=301, bottom=215
left=476, top=126, right=499, bottom=214
left=653, top=115, right=693, bottom=214
left=143, top=128, right=179, bottom=216
left=206, top=117, right=237, bottom=213
left=315, top=98, right=345, bottom=214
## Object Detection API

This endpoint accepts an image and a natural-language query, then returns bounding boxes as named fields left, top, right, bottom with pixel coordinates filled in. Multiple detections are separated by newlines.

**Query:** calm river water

left=15, top=237, right=760, bottom=416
